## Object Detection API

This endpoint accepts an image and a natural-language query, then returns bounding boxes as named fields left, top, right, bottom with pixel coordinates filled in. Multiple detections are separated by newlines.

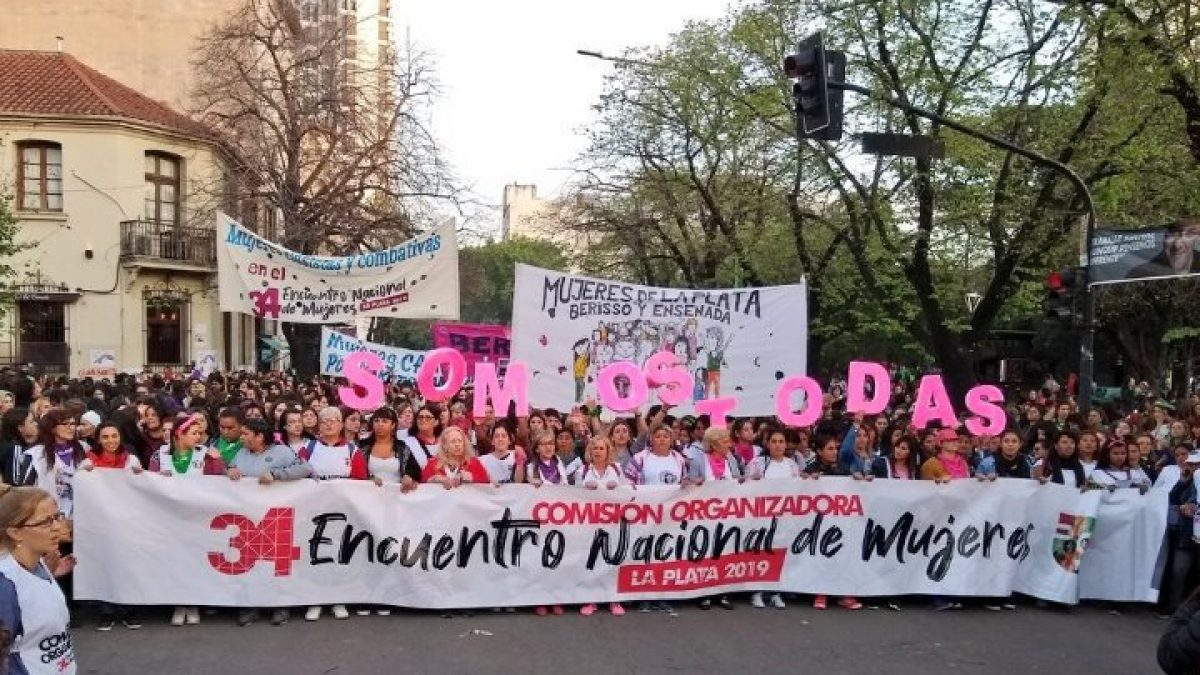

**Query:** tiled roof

left=0, top=50, right=213, bottom=139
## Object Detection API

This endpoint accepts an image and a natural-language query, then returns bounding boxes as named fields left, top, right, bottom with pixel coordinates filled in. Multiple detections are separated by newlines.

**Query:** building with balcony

left=0, top=50, right=258, bottom=376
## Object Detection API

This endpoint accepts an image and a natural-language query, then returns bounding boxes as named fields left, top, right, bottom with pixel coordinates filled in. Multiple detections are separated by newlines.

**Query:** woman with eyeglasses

left=0, top=484, right=77, bottom=674
left=403, top=405, right=443, bottom=470
left=26, top=409, right=88, bottom=520
left=299, top=407, right=363, bottom=622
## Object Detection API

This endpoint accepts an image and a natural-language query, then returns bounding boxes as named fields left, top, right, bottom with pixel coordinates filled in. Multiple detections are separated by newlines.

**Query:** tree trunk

left=283, top=323, right=321, bottom=380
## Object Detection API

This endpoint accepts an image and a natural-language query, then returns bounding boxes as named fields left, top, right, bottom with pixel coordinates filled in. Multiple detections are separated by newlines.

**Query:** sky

left=398, top=0, right=735, bottom=236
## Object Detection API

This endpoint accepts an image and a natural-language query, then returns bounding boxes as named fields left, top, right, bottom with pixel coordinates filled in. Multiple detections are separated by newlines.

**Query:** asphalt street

left=71, top=600, right=1165, bottom=675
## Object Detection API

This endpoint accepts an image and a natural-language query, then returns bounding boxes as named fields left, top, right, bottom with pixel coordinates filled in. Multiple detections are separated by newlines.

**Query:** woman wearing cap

left=299, top=406, right=363, bottom=622
left=75, top=412, right=102, bottom=447
left=148, top=413, right=225, bottom=626
left=919, top=428, right=972, bottom=611
left=0, top=484, right=77, bottom=675
left=920, top=428, right=971, bottom=483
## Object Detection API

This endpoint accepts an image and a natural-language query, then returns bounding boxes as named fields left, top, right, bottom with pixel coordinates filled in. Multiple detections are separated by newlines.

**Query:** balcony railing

left=120, top=220, right=216, bottom=268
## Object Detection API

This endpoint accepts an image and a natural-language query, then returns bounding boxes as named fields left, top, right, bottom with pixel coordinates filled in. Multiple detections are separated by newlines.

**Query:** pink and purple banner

left=431, top=322, right=511, bottom=370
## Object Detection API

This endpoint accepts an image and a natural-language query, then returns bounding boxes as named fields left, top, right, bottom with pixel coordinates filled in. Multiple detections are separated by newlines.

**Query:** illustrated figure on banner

left=569, top=318, right=736, bottom=404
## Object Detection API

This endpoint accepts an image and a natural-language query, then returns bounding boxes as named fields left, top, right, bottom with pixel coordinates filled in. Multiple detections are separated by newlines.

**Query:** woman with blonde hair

left=688, top=426, right=741, bottom=611
left=420, top=426, right=488, bottom=487
left=0, top=484, right=77, bottom=674
left=574, top=435, right=627, bottom=618
left=574, top=436, right=626, bottom=490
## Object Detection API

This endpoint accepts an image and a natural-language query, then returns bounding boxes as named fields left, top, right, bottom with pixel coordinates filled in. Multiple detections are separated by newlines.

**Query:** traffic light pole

left=830, top=80, right=1098, bottom=412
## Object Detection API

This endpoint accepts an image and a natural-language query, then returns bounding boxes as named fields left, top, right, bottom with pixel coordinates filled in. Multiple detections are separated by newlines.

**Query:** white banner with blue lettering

left=319, top=327, right=427, bottom=381
left=73, top=473, right=1162, bottom=608
left=216, top=213, right=459, bottom=323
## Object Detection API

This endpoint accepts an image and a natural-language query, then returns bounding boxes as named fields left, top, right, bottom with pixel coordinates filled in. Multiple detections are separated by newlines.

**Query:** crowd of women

left=1, top=366, right=1199, bottom=672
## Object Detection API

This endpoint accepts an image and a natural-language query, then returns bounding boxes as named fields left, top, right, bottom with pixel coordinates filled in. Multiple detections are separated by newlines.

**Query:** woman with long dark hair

left=403, top=404, right=443, bottom=470
left=1034, top=430, right=1086, bottom=489
left=0, top=408, right=38, bottom=486
left=278, top=408, right=310, bottom=452
left=28, top=408, right=88, bottom=520
left=80, top=422, right=143, bottom=631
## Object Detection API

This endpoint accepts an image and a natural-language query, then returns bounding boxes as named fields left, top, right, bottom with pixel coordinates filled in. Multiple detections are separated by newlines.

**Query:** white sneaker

left=305, top=606, right=322, bottom=622
left=184, top=607, right=200, bottom=625
left=170, top=607, right=186, bottom=627
left=751, top=592, right=766, bottom=609
left=770, top=594, right=787, bottom=609
left=332, top=604, right=350, bottom=620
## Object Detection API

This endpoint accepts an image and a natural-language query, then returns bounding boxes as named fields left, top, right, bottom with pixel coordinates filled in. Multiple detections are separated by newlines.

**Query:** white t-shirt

left=305, top=440, right=354, bottom=479
left=762, top=457, right=800, bottom=480
left=368, top=455, right=402, bottom=484
left=575, top=463, right=624, bottom=487
left=640, top=452, right=684, bottom=486
left=1080, top=459, right=1097, bottom=480
left=0, top=555, right=76, bottom=675
left=480, top=451, right=518, bottom=484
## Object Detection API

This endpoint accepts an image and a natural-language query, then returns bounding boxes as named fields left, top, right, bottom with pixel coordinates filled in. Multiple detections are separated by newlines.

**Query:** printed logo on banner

left=208, top=508, right=300, bottom=577
left=1052, top=513, right=1095, bottom=573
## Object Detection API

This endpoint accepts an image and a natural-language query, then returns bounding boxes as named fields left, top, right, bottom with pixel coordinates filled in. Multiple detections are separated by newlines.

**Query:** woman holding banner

left=353, top=407, right=420, bottom=492
left=148, top=413, right=225, bottom=626
left=404, top=405, right=443, bottom=470
left=626, top=425, right=690, bottom=616
left=299, top=407, right=362, bottom=622
left=691, top=427, right=741, bottom=611
left=1033, top=431, right=1086, bottom=489
left=806, top=435, right=863, bottom=611
left=420, top=426, right=488, bottom=488
left=479, top=425, right=526, bottom=486
left=575, top=435, right=627, bottom=617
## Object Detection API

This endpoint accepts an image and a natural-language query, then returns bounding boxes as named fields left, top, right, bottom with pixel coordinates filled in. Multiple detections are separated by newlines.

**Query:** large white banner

left=1078, top=487, right=1168, bottom=603
left=73, top=473, right=1160, bottom=608
left=319, top=327, right=427, bottom=381
left=216, top=213, right=459, bottom=323
left=510, top=265, right=808, bottom=416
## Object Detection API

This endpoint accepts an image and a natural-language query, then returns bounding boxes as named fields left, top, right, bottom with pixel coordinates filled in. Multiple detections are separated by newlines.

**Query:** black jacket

left=1158, top=591, right=1200, bottom=674
left=0, top=441, right=36, bottom=486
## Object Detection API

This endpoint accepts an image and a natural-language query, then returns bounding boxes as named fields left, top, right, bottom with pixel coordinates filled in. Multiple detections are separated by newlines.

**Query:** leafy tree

left=568, top=0, right=1200, bottom=393
left=0, top=192, right=18, bottom=314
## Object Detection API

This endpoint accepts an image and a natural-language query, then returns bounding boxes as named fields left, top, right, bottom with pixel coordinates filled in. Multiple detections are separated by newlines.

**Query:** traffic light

left=783, top=32, right=844, bottom=141
left=1043, top=267, right=1082, bottom=324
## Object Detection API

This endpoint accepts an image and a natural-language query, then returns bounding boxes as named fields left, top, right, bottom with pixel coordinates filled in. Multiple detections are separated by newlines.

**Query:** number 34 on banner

left=207, top=507, right=300, bottom=576
left=248, top=287, right=282, bottom=319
